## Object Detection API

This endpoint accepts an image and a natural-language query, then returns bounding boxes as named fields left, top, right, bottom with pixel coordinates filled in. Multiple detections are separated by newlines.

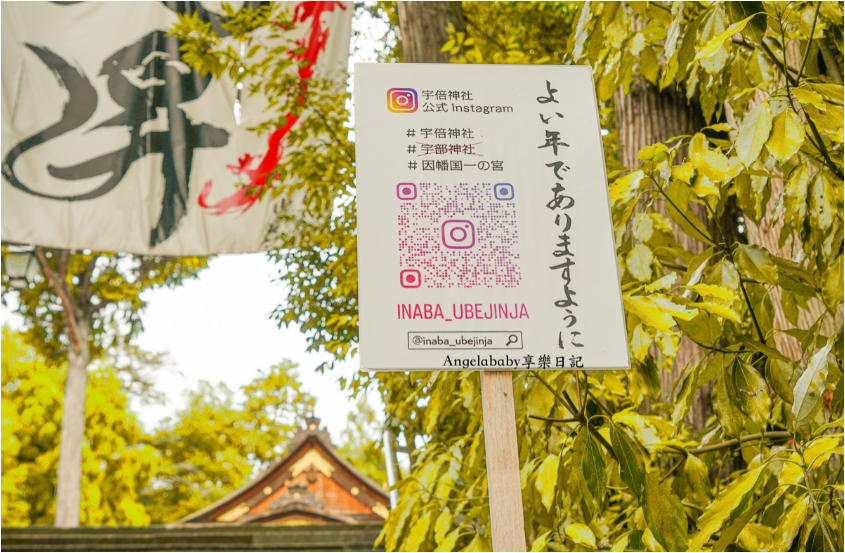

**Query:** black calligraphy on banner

left=535, top=79, right=583, bottom=365
left=1, top=3, right=268, bottom=247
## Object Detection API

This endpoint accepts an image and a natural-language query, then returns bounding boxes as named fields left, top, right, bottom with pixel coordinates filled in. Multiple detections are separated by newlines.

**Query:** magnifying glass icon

left=505, top=334, right=518, bottom=347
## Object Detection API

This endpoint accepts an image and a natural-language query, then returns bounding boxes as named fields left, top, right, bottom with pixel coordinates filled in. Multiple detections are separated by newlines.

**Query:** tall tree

left=144, top=360, right=313, bottom=524
left=1, top=249, right=206, bottom=527
left=1, top=328, right=159, bottom=526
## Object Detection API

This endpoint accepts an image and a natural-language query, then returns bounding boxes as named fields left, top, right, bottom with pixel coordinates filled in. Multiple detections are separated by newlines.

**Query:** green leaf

left=712, top=488, right=778, bottom=552
left=770, top=494, right=810, bottom=552
left=664, top=180, right=715, bottom=245
left=774, top=255, right=817, bottom=297
left=565, top=523, right=596, bottom=548
left=731, top=362, right=770, bottom=430
left=712, top=368, right=746, bottom=437
left=782, top=163, right=811, bottom=229
left=674, top=454, right=713, bottom=507
left=687, top=465, right=765, bottom=551
left=767, top=358, right=796, bottom=404
left=640, top=46, right=660, bottom=85
left=735, top=102, right=773, bottom=165
left=643, top=472, right=689, bottom=552
left=677, top=311, right=723, bottom=348
left=610, top=423, right=646, bottom=500
left=535, top=453, right=559, bottom=511
left=808, top=172, right=836, bottom=232
left=735, top=334, right=790, bottom=363
left=766, top=109, right=804, bottom=162
left=792, top=338, right=834, bottom=426
left=673, top=361, right=702, bottom=428
left=572, top=427, right=607, bottom=514
left=822, top=256, right=844, bottom=310
left=726, top=1, right=767, bottom=42
left=734, top=244, right=778, bottom=285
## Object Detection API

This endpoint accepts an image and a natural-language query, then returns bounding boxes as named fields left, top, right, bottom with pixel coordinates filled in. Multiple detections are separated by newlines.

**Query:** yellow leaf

left=405, top=511, right=433, bottom=551
left=687, top=284, right=739, bottom=302
left=627, top=245, right=654, bottom=282
left=690, top=176, right=720, bottom=197
left=535, top=453, right=559, bottom=510
left=631, top=324, right=651, bottom=362
left=632, top=213, right=654, bottom=242
left=766, top=110, right=804, bottom=162
left=770, top=495, right=810, bottom=552
left=644, top=272, right=678, bottom=292
left=609, top=170, right=645, bottom=202
left=565, top=523, right=597, bottom=548
left=692, top=150, right=729, bottom=181
left=688, top=465, right=765, bottom=551
left=624, top=296, right=676, bottom=334
left=530, top=530, right=553, bottom=552
left=792, top=86, right=826, bottom=110
left=804, top=435, right=842, bottom=471
left=694, top=301, right=742, bottom=324
left=736, top=102, right=773, bottom=165
left=695, top=14, right=755, bottom=62
left=672, top=163, right=695, bottom=183
left=650, top=295, right=699, bottom=321
left=777, top=452, right=803, bottom=487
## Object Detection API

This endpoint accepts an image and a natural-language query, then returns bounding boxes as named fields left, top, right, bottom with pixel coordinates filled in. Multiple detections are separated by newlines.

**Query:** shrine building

left=179, top=417, right=390, bottom=526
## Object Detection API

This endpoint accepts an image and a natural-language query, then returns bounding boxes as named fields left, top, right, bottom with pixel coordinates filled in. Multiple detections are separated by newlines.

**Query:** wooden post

left=480, top=371, right=526, bottom=552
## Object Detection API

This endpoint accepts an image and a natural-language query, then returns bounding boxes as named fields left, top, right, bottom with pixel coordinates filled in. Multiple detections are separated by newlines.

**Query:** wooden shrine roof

left=179, top=417, right=390, bottom=526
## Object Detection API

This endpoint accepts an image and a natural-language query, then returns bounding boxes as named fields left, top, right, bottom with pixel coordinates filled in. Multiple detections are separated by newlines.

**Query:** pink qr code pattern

left=398, top=182, right=521, bottom=288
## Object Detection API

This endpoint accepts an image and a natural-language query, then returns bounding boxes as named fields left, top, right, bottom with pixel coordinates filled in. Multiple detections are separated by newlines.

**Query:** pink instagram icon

left=400, top=269, right=421, bottom=288
left=387, top=88, right=418, bottom=113
left=442, top=220, right=475, bottom=249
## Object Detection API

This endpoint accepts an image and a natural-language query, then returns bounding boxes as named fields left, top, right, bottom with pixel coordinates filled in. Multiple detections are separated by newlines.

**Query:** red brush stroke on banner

left=198, top=1, right=346, bottom=215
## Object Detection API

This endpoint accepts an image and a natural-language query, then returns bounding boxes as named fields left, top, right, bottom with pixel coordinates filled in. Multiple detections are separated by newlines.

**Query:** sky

left=2, top=5, right=390, bottom=444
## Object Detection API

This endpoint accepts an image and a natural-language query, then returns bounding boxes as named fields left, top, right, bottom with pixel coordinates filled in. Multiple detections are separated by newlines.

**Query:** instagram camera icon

left=400, top=269, right=421, bottom=288
left=397, top=183, right=417, bottom=200
left=442, top=220, right=476, bottom=249
left=387, top=88, right=418, bottom=113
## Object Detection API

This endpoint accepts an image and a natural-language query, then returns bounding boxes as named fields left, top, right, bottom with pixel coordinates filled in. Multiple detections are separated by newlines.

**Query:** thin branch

left=800, top=448, right=837, bottom=552
left=529, top=414, right=579, bottom=424
left=685, top=431, right=790, bottom=455
left=34, top=247, right=83, bottom=356
left=797, top=2, right=821, bottom=83
left=651, top=177, right=719, bottom=247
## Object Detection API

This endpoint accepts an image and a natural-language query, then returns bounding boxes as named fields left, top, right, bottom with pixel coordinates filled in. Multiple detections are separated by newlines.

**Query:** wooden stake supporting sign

left=354, top=64, right=630, bottom=551
left=480, top=372, right=526, bottom=552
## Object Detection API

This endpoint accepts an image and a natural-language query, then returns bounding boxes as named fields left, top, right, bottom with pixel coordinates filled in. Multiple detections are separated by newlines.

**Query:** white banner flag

left=1, top=1, right=351, bottom=255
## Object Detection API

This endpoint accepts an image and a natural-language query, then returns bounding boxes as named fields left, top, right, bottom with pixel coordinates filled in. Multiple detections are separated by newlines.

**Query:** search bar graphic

left=408, top=331, right=524, bottom=350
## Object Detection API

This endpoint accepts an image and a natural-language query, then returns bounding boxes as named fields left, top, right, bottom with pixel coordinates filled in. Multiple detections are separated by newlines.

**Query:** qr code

left=398, top=182, right=521, bottom=288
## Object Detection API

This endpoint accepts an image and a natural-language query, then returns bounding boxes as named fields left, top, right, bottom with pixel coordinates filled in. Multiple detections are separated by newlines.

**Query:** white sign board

left=354, top=64, right=629, bottom=371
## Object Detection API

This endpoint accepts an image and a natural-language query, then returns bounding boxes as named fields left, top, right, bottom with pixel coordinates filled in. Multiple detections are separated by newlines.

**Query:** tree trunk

left=396, top=1, right=464, bottom=64
left=54, top=320, right=90, bottom=528
left=615, top=79, right=716, bottom=430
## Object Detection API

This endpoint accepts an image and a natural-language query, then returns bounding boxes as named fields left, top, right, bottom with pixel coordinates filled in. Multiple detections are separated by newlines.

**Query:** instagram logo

left=442, top=220, right=476, bottom=249
left=494, top=183, right=514, bottom=201
left=387, top=88, right=418, bottom=113
left=400, top=269, right=421, bottom=288
left=397, top=183, right=417, bottom=200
